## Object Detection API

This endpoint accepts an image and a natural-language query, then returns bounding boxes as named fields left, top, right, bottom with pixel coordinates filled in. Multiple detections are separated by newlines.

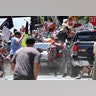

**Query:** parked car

left=70, top=30, right=96, bottom=77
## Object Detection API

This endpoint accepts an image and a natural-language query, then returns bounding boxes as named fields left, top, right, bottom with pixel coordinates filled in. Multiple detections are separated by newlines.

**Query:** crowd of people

left=0, top=23, right=76, bottom=80
left=0, top=21, right=96, bottom=80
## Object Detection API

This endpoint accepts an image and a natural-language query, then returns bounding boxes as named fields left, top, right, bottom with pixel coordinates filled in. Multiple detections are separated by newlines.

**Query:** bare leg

left=81, top=67, right=89, bottom=75
left=76, top=66, right=89, bottom=79
left=0, top=71, right=3, bottom=77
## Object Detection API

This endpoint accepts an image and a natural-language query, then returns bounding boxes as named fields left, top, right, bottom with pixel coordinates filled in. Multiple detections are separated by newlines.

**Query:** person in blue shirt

left=9, top=31, right=24, bottom=59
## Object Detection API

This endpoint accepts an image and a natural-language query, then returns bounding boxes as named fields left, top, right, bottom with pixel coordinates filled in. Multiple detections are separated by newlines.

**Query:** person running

left=10, top=36, right=41, bottom=80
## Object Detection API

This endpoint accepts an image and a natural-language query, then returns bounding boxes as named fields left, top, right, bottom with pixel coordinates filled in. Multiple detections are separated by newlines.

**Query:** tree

left=78, top=16, right=89, bottom=24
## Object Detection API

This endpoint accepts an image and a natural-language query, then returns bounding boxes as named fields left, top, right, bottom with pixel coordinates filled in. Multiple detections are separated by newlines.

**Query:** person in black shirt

left=56, top=26, right=69, bottom=44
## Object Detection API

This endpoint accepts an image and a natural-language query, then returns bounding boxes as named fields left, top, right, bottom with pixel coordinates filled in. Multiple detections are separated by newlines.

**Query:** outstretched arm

left=18, top=33, right=25, bottom=44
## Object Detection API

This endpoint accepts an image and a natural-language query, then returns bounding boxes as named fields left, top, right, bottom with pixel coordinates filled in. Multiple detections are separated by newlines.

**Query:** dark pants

left=13, top=75, right=35, bottom=80
left=10, top=55, right=14, bottom=59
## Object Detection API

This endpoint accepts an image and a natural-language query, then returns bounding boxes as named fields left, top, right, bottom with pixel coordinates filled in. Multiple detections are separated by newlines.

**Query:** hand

left=22, top=33, right=25, bottom=38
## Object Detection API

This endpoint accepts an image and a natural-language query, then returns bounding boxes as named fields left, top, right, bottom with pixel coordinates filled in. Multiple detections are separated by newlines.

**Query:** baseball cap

left=14, top=31, right=21, bottom=35
left=26, top=36, right=36, bottom=44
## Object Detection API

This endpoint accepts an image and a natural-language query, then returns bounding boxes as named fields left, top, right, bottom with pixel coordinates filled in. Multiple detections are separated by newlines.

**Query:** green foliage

left=78, top=16, right=89, bottom=24
left=39, top=16, right=44, bottom=24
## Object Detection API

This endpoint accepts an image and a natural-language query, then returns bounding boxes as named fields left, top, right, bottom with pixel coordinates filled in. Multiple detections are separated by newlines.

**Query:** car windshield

left=34, top=43, right=50, bottom=49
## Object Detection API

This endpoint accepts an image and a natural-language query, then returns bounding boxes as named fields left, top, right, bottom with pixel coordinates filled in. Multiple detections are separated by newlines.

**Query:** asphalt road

left=0, top=61, right=92, bottom=80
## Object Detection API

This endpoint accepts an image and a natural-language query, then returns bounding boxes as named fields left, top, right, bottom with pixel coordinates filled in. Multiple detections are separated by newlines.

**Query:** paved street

left=0, top=62, right=92, bottom=80
left=37, top=75, right=92, bottom=80
left=0, top=75, right=92, bottom=80
left=0, top=16, right=95, bottom=81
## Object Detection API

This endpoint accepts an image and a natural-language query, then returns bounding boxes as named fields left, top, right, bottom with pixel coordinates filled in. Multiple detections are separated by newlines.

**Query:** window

left=73, top=31, right=96, bottom=42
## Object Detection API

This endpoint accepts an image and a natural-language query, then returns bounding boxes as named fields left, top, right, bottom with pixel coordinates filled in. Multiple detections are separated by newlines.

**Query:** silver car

left=34, top=43, right=51, bottom=66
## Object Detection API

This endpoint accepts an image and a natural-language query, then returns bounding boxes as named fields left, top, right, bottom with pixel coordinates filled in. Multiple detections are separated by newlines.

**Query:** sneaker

left=62, top=73, right=67, bottom=77
left=75, top=75, right=82, bottom=79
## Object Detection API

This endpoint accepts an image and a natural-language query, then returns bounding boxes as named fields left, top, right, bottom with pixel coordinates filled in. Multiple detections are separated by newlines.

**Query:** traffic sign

left=90, top=16, right=96, bottom=26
